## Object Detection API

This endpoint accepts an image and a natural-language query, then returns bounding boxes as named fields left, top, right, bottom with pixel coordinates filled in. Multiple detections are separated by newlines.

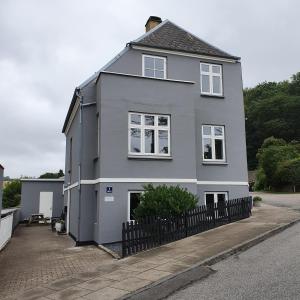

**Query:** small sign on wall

left=104, top=196, right=114, bottom=202
left=106, top=186, right=113, bottom=193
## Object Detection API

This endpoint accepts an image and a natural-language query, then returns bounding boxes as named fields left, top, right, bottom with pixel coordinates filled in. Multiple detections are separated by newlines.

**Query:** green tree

left=2, top=180, right=21, bottom=208
left=39, top=169, right=64, bottom=179
left=255, top=137, right=300, bottom=190
left=244, top=73, right=300, bottom=170
left=289, top=72, right=300, bottom=95
left=276, top=158, right=300, bottom=192
left=134, top=184, right=198, bottom=219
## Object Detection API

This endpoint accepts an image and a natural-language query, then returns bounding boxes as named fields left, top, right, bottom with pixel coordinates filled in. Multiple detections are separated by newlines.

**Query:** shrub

left=276, top=158, right=300, bottom=192
left=134, top=184, right=198, bottom=219
left=254, top=168, right=267, bottom=191
left=253, top=196, right=262, bottom=202
left=2, top=180, right=21, bottom=208
left=256, top=137, right=300, bottom=189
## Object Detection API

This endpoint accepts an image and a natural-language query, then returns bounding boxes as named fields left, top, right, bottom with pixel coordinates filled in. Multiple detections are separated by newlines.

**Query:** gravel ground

left=168, top=221, right=300, bottom=300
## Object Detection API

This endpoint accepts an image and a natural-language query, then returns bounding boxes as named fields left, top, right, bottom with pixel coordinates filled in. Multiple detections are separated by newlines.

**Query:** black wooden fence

left=122, top=196, right=252, bottom=257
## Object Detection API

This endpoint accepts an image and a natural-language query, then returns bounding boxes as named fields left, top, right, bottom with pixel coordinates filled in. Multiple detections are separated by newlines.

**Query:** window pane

left=212, top=76, right=221, bottom=94
left=155, top=70, right=164, bottom=79
left=215, top=139, right=224, bottom=160
left=203, top=125, right=211, bottom=136
left=155, top=58, right=164, bottom=70
left=203, top=138, right=212, bottom=159
left=130, top=128, right=141, bottom=153
left=217, top=193, right=226, bottom=203
left=144, top=57, right=154, bottom=69
left=214, top=126, right=223, bottom=136
left=144, top=69, right=154, bottom=77
left=144, top=115, right=154, bottom=125
left=145, top=129, right=155, bottom=153
left=130, top=193, right=141, bottom=220
left=159, top=130, right=169, bottom=154
left=158, top=116, right=168, bottom=126
left=206, top=194, right=214, bottom=206
left=130, top=114, right=141, bottom=125
left=212, top=65, right=221, bottom=74
left=217, top=193, right=226, bottom=216
left=201, top=75, right=210, bottom=93
left=201, top=64, right=209, bottom=72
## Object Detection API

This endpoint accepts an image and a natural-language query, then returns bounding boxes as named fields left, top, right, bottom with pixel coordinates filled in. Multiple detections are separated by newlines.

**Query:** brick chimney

left=145, top=16, right=162, bottom=32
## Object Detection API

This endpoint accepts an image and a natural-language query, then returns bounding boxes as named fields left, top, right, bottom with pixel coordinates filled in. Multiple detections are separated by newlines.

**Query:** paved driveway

left=251, top=192, right=300, bottom=210
left=0, top=225, right=113, bottom=299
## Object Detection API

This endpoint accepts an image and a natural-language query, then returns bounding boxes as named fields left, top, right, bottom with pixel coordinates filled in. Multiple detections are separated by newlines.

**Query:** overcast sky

left=0, top=0, right=299, bottom=178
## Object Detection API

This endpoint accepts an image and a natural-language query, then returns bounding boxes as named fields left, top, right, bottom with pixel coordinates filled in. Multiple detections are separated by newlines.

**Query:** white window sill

left=201, top=94, right=224, bottom=99
left=202, top=161, right=228, bottom=165
left=128, top=155, right=173, bottom=160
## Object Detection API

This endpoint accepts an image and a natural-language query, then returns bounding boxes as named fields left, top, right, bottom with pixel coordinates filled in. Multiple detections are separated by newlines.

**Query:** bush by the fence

left=253, top=196, right=262, bottom=202
left=134, top=184, right=198, bottom=219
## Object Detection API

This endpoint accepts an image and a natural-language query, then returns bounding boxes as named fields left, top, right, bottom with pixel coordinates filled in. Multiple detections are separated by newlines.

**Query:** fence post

left=227, top=201, right=231, bottom=223
left=122, top=222, right=126, bottom=258
left=184, top=212, right=188, bottom=237
left=213, top=203, right=216, bottom=227
left=158, top=218, right=162, bottom=245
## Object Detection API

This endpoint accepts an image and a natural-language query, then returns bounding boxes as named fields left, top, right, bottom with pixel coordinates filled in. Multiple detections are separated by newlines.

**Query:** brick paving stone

left=0, top=225, right=113, bottom=299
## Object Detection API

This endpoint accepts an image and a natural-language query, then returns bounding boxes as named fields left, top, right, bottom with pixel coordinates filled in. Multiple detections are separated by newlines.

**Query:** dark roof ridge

left=130, top=19, right=239, bottom=60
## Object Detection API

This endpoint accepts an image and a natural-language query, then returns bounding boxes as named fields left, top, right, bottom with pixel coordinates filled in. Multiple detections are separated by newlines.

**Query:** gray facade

left=63, top=18, right=249, bottom=244
left=20, top=179, right=64, bottom=221
left=0, top=165, right=4, bottom=218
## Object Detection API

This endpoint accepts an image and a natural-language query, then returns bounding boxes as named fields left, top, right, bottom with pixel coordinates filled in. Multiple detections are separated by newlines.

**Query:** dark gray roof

left=130, top=20, right=239, bottom=60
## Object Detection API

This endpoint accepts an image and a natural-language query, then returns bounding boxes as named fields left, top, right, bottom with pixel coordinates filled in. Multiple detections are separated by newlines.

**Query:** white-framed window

left=200, top=63, right=223, bottom=96
left=204, top=192, right=228, bottom=207
left=128, top=112, right=170, bottom=156
left=202, top=125, right=226, bottom=162
left=128, top=191, right=142, bottom=221
left=143, top=55, right=166, bottom=79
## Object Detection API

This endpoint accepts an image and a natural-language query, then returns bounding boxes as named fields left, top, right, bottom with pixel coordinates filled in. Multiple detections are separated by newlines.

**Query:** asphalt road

left=168, top=221, right=300, bottom=300
left=251, top=192, right=300, bottom=210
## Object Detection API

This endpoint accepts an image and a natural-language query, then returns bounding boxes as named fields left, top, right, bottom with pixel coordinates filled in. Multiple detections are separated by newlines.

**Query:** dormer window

left=200, top=63, right=223, bottom=96
left=143, top=55, right=166, bottom=79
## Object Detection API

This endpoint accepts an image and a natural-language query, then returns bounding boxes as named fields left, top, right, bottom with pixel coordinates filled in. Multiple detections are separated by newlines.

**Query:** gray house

left=0, top=164, right=4, bottom=217
left=20, top=179, right=64, bottom=222
left=62, top=16, right=249, bottom=245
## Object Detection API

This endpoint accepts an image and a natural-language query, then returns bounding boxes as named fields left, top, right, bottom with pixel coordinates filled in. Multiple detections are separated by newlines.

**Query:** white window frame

left=142, top=54, right=167, bottom=79
left=128, top=112, right=171, bottom=157
left=200, top=63, right=223, bottom=96
left=202, top=125, right=226, bottom=162
left=128, top=191, right=143, bottom=221
left=204, top=192, right=228, bottom=205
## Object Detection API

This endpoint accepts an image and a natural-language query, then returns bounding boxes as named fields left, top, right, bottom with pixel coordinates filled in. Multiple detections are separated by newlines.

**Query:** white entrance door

left=39, top=192, right=53, bottom=218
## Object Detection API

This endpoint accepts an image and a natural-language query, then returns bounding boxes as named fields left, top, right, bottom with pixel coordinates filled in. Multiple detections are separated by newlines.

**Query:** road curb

left=119, top=217, right=300, bottom=300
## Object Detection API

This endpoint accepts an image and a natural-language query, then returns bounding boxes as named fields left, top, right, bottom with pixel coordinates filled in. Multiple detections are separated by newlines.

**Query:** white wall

left=0, top=214, right=13, bottom=250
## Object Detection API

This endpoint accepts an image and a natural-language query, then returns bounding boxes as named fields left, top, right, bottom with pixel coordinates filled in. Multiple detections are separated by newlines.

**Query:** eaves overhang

left=129, top=42, right=240, bottom=62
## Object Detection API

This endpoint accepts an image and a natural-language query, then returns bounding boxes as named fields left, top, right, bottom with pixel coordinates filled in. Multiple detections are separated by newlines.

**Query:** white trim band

left=197, top=181, right=248, bottom=186
left=64, top=178, right=248, bottom=191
